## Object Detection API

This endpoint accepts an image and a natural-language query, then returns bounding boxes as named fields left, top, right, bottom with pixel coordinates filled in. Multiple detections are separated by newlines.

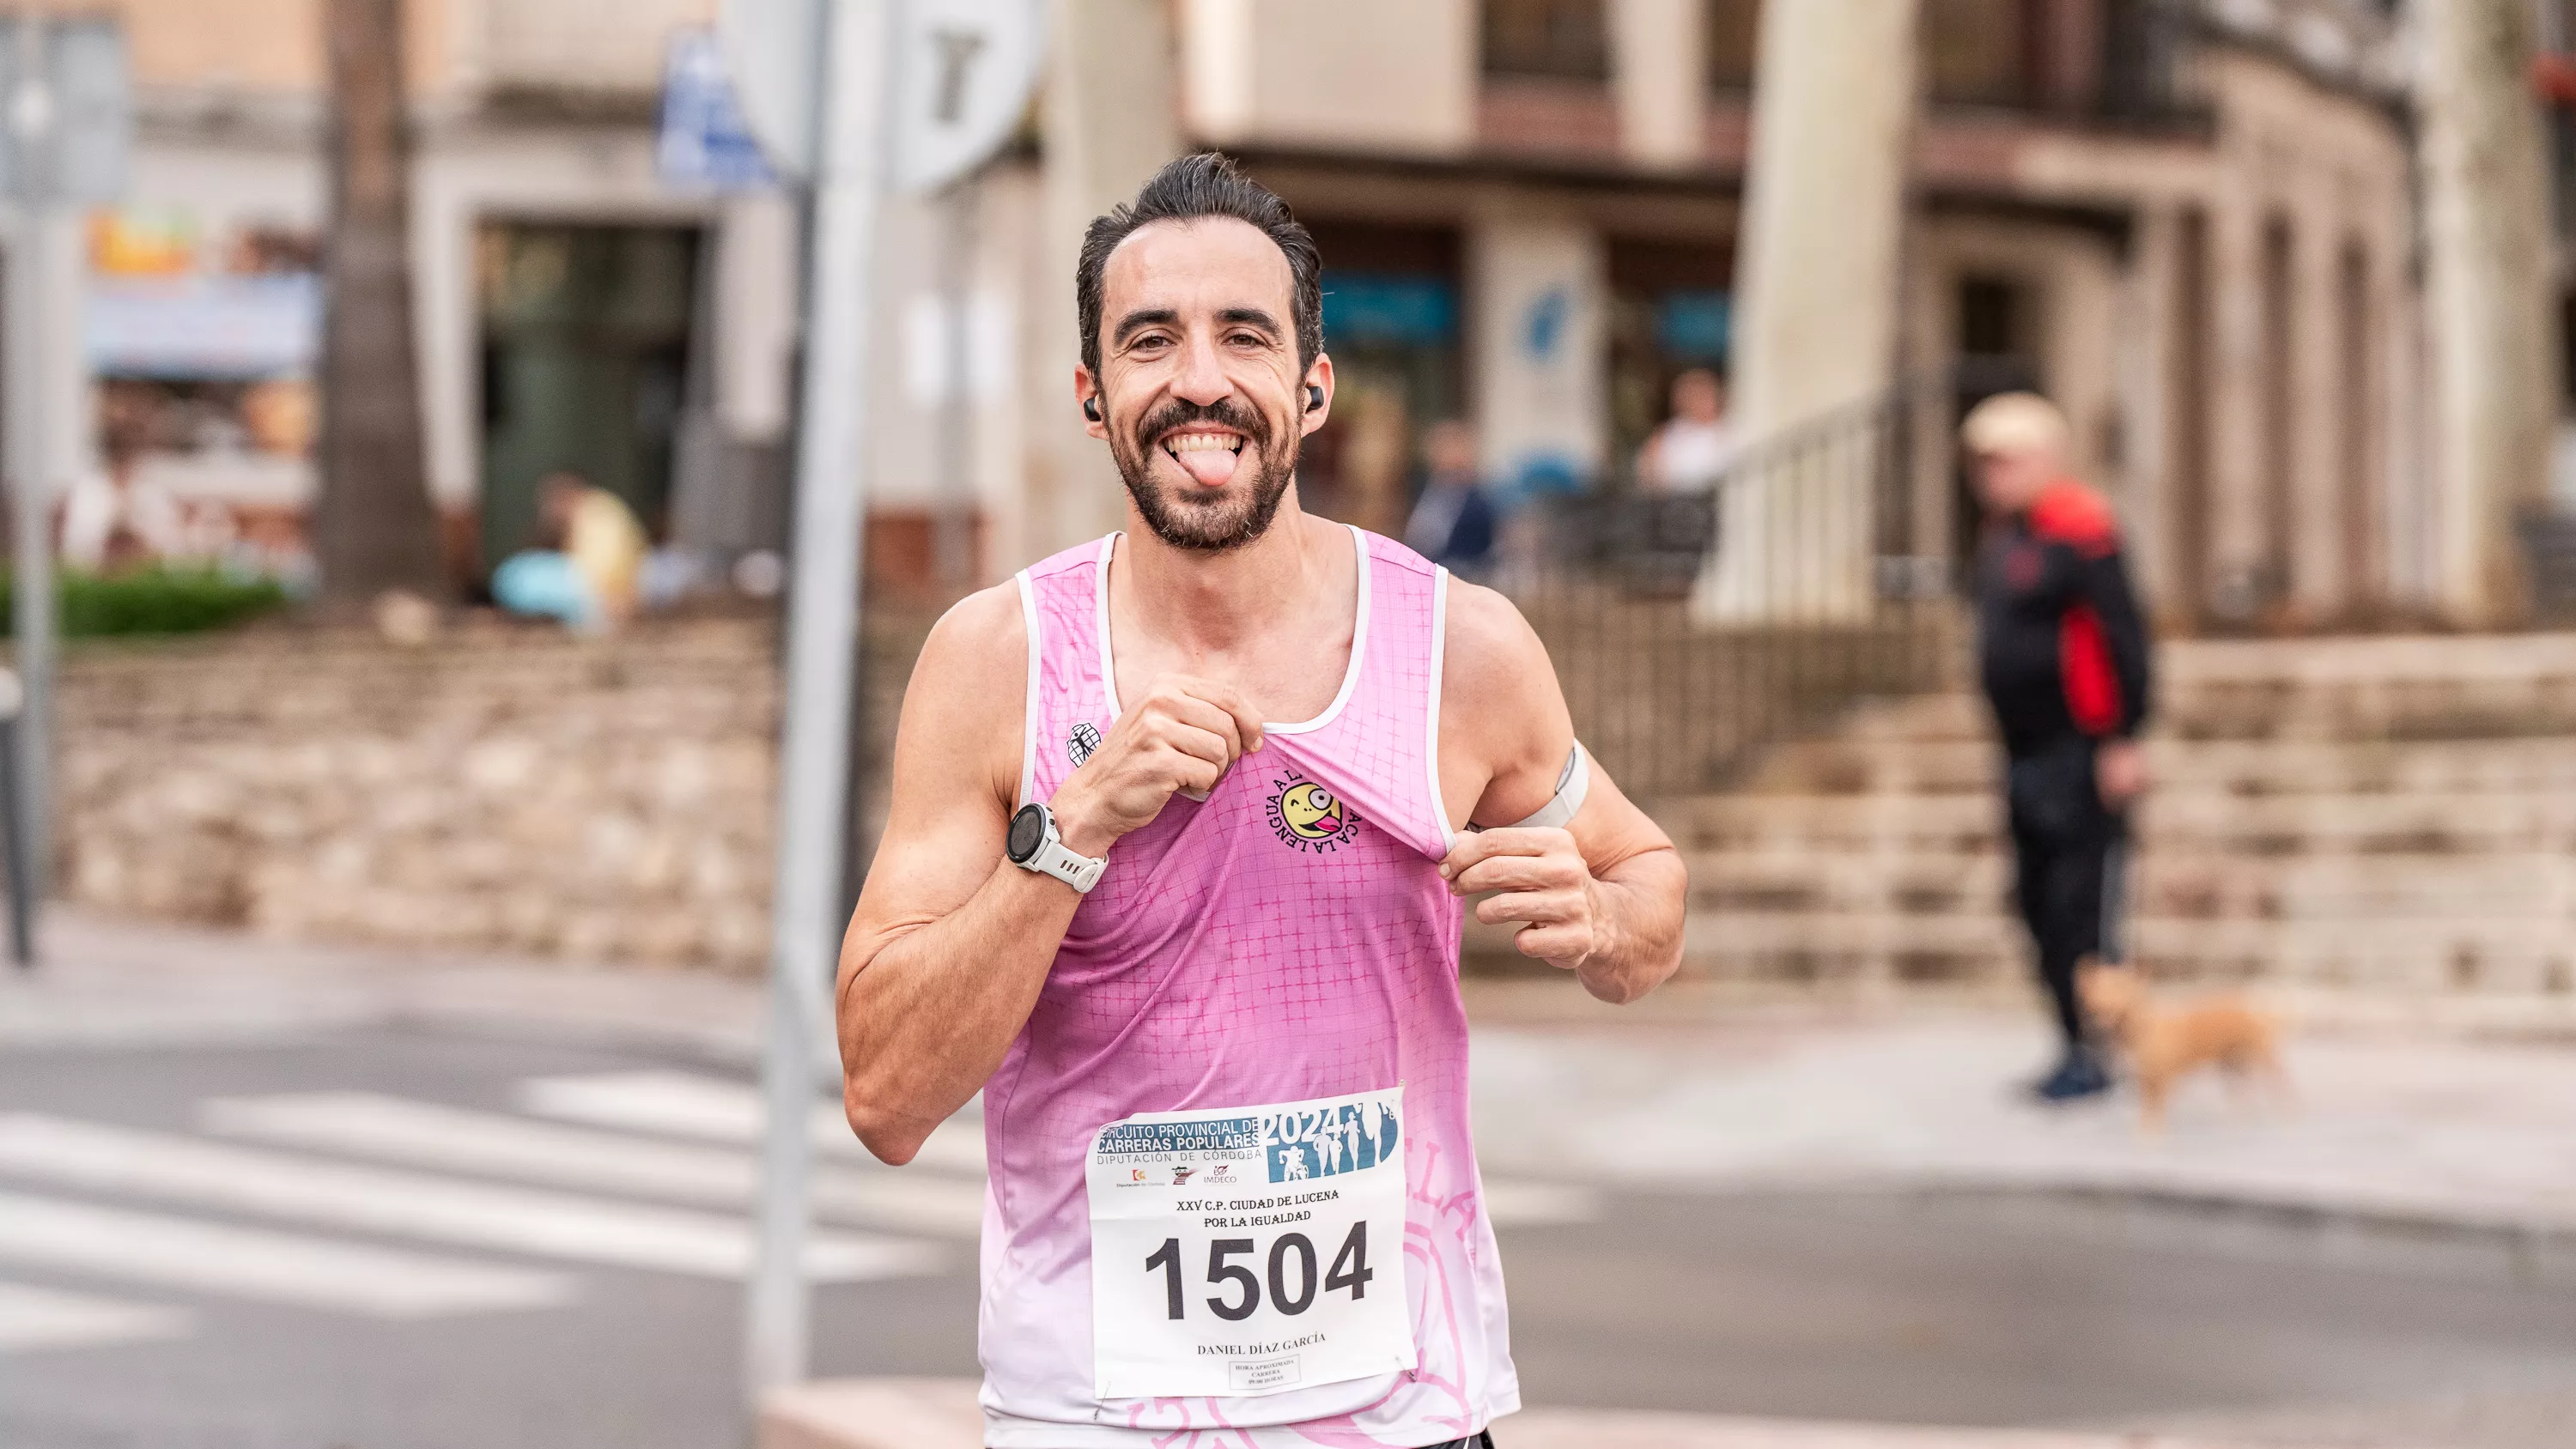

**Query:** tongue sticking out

left=1172, top=442, right=1241, bottom=488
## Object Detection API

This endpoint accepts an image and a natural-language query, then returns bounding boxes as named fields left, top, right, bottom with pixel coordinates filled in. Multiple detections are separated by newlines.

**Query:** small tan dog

left=2075, top=960, right=2285, bottom=1131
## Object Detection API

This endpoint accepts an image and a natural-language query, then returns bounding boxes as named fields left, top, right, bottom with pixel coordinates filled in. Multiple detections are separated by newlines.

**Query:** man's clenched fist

left=1050, top=675, right=1264, bottom=857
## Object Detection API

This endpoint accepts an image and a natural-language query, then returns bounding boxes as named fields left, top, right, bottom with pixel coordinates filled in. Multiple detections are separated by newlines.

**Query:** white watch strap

left=1030, top=833, right=1106, bottom=894
left=1016, top=808, right=1107, bottom=894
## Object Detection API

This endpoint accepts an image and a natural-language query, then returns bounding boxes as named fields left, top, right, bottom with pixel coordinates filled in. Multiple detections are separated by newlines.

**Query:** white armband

left=1467, top=742, right=1589, bottom=833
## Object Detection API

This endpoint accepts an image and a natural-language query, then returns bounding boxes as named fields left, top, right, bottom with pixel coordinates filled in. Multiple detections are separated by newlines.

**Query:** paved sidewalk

left=0, top=910, right=787, bottom=1059
left=1466, top=1007, right=2576, bottom=1250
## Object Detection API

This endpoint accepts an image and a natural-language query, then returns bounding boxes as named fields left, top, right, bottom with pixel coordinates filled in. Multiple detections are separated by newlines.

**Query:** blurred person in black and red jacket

left=1964, top=392, right=2153, bottom=1104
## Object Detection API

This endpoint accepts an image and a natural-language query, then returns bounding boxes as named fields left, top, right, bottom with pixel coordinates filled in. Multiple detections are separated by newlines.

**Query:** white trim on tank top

left=1013, top=568, right=1042, bottom=809
left=1425, top=567, right=1455, bottom=852
left=1091, top=523, right=1372, bottom=735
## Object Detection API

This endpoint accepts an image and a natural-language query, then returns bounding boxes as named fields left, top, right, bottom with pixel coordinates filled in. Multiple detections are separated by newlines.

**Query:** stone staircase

left=1663, top=634, right=2576, bottom=997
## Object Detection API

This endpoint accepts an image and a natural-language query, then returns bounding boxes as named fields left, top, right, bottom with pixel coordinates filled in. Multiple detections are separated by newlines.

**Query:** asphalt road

left=3, top=1024, right=2570, bottom=1449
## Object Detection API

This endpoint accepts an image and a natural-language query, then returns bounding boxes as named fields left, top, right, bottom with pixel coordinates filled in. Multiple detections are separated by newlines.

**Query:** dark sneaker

left=2028, top=1051, right=2112, bottom=1104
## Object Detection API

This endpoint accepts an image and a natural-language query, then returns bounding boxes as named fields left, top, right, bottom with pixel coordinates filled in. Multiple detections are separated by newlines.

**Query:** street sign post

left=1, top=16, right=129, bottom=968
left=732, top=0, right=1048, bottom=1412
left=732, top=0, right=1049, bottom=1416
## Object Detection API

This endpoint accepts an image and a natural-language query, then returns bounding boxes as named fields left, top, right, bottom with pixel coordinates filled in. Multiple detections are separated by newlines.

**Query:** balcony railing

left=1497, top=366, right=2016, bottom=800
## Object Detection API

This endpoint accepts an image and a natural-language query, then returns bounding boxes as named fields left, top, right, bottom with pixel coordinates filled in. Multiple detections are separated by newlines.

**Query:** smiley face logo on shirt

left=1266, top=772, right=1362, bottom=853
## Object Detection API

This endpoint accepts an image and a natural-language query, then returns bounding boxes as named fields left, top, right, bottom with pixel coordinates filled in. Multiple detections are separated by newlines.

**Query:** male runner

left=836, top=153, right=1687, bottom=1448
left=1964, top=392, right=2154, bottom=1103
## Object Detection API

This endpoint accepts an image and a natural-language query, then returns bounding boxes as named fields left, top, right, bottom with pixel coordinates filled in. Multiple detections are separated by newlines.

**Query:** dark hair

left=1076, top=152, right=1323, bottom=379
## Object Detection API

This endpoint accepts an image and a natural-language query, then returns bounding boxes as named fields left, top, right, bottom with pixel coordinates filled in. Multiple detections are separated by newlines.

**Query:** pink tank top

left=980, top=525, right=1517, bottom=1447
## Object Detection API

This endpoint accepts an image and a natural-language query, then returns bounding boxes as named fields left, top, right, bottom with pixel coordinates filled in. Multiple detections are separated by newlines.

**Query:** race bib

left=1086, top=1085, right=1414, bottom=1399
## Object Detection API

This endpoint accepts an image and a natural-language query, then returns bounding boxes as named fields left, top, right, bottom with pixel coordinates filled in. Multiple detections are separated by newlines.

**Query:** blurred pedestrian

left=491, top=472, right=647, bottom=631
left=1965, top=392, right=2153, bottom=1105
left=1637, top=367, right=1736, bottom=493
left=1403, top=418, right=1498, bottom=579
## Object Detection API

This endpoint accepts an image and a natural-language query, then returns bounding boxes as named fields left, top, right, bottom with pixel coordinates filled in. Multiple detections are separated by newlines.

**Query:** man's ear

left=1297, top=355, right=1334, bottom=439
left=1074, top=365, right=1107, bottom=440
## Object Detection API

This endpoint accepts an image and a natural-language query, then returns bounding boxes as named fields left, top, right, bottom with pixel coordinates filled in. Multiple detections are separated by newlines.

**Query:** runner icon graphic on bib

left=1087, top=1086, right=1412, bottom=1398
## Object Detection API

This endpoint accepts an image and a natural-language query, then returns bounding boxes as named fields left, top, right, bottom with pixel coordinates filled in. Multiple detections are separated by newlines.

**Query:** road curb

left=756, top=1378, right=2419, bottom=1449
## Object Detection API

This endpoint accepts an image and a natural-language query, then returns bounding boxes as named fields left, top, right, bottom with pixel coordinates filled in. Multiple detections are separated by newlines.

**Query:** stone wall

left=56, top=618, right=790, bottom=971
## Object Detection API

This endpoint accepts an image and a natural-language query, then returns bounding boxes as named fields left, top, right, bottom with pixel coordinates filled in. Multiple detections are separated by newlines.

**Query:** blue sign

left=88, top=274, right=319, bottom=379
left=1320, top=272, right=1456, bottom=349
left=657, top=27, right=776, bottom=192
left=1656, top=289, right=1731, bottom=363
left=1522, top=286, right=1571, bottom=362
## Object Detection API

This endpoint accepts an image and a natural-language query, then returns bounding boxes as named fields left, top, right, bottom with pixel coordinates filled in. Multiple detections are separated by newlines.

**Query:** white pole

left=7, top=15, right=56, bottom=928
left=745, top=0, right=896, bottom=1410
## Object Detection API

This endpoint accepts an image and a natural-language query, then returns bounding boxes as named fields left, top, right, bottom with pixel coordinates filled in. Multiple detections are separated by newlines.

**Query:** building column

left=2416, top=0, right=2561, bottom=625
left=2202, top=197, right=2269, bottom=622
left=2119, top=204, right=2178, bottom=609
left=1607, top=0, right=1707, bottom=169
left=1467, top=210, right=1608, bottom=499
left=1694, top=0, right=1919, bottom=623
left=1030, top=0, right=1182, bottom=560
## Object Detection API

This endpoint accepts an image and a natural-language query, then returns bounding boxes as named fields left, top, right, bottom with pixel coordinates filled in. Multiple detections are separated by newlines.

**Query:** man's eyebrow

left=1111, top=308, right=1182, bottom=347
left=1217, top=307, right=1283, bottom=337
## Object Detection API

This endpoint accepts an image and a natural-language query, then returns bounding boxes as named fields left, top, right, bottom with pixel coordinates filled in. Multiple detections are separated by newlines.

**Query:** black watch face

left=1007, top=804, right=1047, bottom=863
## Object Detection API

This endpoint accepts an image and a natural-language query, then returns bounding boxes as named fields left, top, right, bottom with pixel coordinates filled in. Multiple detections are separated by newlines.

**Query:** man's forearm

left=1575, top=846, right=1687, bottom=1004
left=838, top=864, right=1081, bottom=1162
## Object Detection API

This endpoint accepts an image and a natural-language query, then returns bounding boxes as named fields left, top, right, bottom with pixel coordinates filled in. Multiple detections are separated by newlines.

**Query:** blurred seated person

left=1402, top=418, right=1497, bottom=579
left=492, top=472, right=647, bottom=631
left=1637, top=367, right=1736, bottom=493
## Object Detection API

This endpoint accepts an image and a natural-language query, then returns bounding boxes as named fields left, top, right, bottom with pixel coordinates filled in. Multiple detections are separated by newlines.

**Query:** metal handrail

left=1498, top=365, right=1999, bottom=798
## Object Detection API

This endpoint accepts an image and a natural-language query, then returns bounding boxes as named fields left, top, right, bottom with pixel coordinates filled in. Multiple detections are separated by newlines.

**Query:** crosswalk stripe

left=515, top=1070, right=990, bottom=1173
left=0, top=1278, right=192, bottom=1352
left=0, top=1115, right=946, bottom=1282
left=0, top=1191, right=568, bottom=1318
left=204, top=1093, right=985, bottom=1237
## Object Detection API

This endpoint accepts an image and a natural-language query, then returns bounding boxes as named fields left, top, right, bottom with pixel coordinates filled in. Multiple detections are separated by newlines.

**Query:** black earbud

left=1306, top=385, right=1325, bottom=413
left=1083, top=396, right=1102, bottom=422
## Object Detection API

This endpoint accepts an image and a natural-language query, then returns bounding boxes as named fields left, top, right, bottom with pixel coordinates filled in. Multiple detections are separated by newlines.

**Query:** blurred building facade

left=22, top=0, right=2557, bottom=633
left=50, top=0, right=802, bottom=585
left=1181, top=0, right=2427, bottom=631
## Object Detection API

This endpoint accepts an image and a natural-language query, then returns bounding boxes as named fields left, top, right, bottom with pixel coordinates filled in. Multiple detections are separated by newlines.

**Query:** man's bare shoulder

left=895, top=583, right=1027, bottom=797
left=913, top=580, right=1026, bottom=688
left=1441, top=578, right=1555, bottom=712
left=1439, top=579, right=1573, bottom=822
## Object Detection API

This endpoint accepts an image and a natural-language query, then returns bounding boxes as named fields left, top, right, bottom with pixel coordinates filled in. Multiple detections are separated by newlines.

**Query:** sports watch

left=1006, top=802, right=1107, bottom=894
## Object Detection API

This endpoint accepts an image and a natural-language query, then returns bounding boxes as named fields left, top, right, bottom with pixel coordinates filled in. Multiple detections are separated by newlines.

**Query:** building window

left=1301, top=222, right=1465, bottom=538
left=1925, top=0, right=2036, bottom=107
left=2337, top=239, right=2380, bottom=606
left=1607, top=238, right=1735, bottom=475
left=1707, top=0, right=1760, bottom=92
left=1482, top=0, right=1610, bottom=81
left=2257, top=215, right=2297, bottom=610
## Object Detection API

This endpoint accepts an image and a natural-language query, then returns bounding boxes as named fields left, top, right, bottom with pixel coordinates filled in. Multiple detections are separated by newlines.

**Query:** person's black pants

left=2004, top=739, right=2128, bottom=1051
left=1417, top=1435, right=1494, bottom=1449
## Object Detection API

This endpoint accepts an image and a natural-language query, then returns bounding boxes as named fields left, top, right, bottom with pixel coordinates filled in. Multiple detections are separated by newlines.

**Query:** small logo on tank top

left=1265, top=770, right=1361, bottom=853
left=1066, top=721, right=1103, bottom=767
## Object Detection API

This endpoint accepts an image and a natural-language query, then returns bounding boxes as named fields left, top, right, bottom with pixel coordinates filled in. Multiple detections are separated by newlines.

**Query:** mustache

left=1134, top=397, right=1272, bottom=450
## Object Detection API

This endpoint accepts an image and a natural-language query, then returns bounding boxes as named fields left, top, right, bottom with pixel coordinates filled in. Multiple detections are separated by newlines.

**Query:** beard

left=1109, top=396, right=1299, bottom=553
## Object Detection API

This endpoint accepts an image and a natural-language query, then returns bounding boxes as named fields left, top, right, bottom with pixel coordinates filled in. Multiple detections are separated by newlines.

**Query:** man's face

left=1079, top=217, right=1328, bottom=552
left=1971, top=444, right=2057, bottom=515
left=1674, top=371, right=1722, bottom=424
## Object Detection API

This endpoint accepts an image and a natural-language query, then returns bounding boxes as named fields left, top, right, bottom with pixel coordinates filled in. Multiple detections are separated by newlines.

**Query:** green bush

left=0, top=566, right=289, bottom=638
